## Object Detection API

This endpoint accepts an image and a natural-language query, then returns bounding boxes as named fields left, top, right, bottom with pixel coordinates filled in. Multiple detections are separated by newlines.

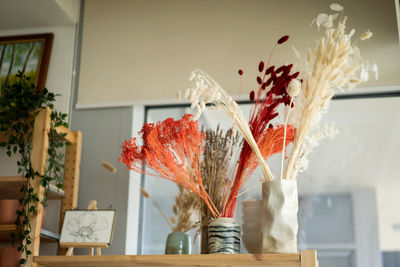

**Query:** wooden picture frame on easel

left=59, top=201, right=116, bottom=256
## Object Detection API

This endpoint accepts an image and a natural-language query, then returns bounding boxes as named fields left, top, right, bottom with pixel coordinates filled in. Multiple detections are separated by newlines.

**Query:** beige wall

left=78, top=0, right=400, bottom=107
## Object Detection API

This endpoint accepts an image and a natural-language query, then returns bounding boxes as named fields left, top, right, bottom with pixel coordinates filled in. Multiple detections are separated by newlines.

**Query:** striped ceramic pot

left=208, top=217, right=240, bottom=254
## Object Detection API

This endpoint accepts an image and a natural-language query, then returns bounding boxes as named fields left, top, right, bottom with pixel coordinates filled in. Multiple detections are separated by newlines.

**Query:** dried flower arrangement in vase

left=179, top=67, right=297, bottom=253
left=199, top=126, right=239, bottom=254
left=120, top=2, right=377, bottom=255
left=181, top=3, right=377, bottom=254
left=120, top=110, right=294, bottom=254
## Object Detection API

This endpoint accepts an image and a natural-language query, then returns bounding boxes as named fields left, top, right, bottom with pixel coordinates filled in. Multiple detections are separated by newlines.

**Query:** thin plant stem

left=280, top=98, right=294, bottom=180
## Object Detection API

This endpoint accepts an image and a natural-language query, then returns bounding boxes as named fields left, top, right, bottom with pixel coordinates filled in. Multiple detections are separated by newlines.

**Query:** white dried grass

left=284, top=11, right=376, bottom=180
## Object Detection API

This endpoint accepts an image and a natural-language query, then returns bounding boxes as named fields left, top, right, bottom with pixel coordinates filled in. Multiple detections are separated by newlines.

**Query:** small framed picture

left=0, top=33, right=53, bottom=91
left=60, top=210, right=116, bottom=245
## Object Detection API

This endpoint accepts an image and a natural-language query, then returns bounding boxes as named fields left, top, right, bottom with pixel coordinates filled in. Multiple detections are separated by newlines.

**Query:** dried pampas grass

left=171, top=185, right=201, bottom=233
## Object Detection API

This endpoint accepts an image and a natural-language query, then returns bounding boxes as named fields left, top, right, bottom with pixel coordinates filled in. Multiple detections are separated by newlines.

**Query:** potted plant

left=0, top=72, right=69, bottom=266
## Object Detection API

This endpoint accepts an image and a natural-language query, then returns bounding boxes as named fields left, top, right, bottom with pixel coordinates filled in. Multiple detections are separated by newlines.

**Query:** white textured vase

left=261, top=179, right=298, bottom=253
left=208, top=217, right=240, bottom=254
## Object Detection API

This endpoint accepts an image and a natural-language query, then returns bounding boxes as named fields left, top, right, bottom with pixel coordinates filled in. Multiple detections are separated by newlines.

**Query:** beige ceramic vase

left=260, top=179, right=298, bottom=253
left=242, top=179, right=299, bottom=254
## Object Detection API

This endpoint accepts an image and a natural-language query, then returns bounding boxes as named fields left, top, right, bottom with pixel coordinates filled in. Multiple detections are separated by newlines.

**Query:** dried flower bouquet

left=180, top=3, right=377, bottom=218
left=120, top=114, right=219, bottom=217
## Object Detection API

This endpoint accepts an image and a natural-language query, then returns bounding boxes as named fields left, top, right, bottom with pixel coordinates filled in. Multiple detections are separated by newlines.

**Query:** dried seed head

left=287, top=79, right=301, bottom=97
left=265, top=66, right=274, bottom=75
left=330, top=3, right=344, bottom=11
left=344, top=66, right=359, bottom=75
left=188, top=89, right=195, bottom=102
left=349, top=78, right=360, bottom=84
left=189, top=72, right=196, bottom=81
left=360, top=30, right=373, bottom=41
left=249, top=90, right=255, bottom=101
left=258, top=61, right=265, bottom=72
left=200, top=101, right=206, bottom=111
left=277, top=35, right=289, bottom=44
left=140, top=188, right=150, bottom=198
left=101, top=161, right=116, bottom=173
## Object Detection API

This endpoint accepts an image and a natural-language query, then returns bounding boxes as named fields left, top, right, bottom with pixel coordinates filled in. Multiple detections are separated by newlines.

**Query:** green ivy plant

left=0, top=72, right=69, bottom=266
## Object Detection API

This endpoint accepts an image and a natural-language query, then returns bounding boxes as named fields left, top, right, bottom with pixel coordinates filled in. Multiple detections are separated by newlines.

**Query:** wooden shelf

left=0, top=108, right=83, bottom=264
left=0, top=176, right=64, bottom=200
left=33, top=252, right=318, bottom=267
left=0, top=224, right=15, bottom=241
left=55, top=126, right=78, bottom=144
left=40, top=228, right=60, bottom=243
left=0, top=224, right=60, bottom=243
left=1, top=126, right=77, bottom=145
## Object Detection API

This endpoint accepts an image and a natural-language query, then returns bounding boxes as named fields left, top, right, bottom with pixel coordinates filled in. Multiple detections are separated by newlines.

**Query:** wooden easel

left=60, top=200, right=108, bottom=256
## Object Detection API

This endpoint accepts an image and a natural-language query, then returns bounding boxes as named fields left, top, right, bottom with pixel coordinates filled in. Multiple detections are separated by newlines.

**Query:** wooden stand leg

left=66, top=247, right=74, bottom=256
left=96, top=248, right=102, bottom=256
left=90, top=247, right=94, bottom=256
left=301, top=250, right=318, bottom=267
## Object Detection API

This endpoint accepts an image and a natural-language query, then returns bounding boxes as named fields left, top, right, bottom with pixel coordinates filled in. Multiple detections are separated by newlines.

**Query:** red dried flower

left=277, top=35, right=289, bottom=44
left=258, top=61, right=264, bottom=72
left=120, top=114, right=218, bottom=217
left=222, top=41, right=300, bottom=217
left=265, top=66, right=275, bottom=75
left=249, top=90, right=255, bottom=101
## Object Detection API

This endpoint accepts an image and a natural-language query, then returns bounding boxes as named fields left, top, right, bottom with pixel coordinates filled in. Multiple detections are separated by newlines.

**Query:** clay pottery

left=0, top=246, right=22, bottom=267
left=0, top=199, right=20, bottom=224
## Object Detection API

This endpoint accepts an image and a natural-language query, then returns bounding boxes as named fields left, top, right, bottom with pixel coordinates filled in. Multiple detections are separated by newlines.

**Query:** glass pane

left=317, top=250, right=355, bottom=267
left=298, top=193, right=354, bottom=244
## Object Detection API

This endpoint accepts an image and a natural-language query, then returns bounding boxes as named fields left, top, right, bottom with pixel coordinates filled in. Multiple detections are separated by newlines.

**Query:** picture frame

left=0, top=33, right=53, bottom=92
left=59, top=210, right=116, bottom=245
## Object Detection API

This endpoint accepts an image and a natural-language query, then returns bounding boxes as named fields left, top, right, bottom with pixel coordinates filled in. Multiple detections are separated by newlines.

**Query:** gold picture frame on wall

left=0, top=33, right=53, bottom=92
